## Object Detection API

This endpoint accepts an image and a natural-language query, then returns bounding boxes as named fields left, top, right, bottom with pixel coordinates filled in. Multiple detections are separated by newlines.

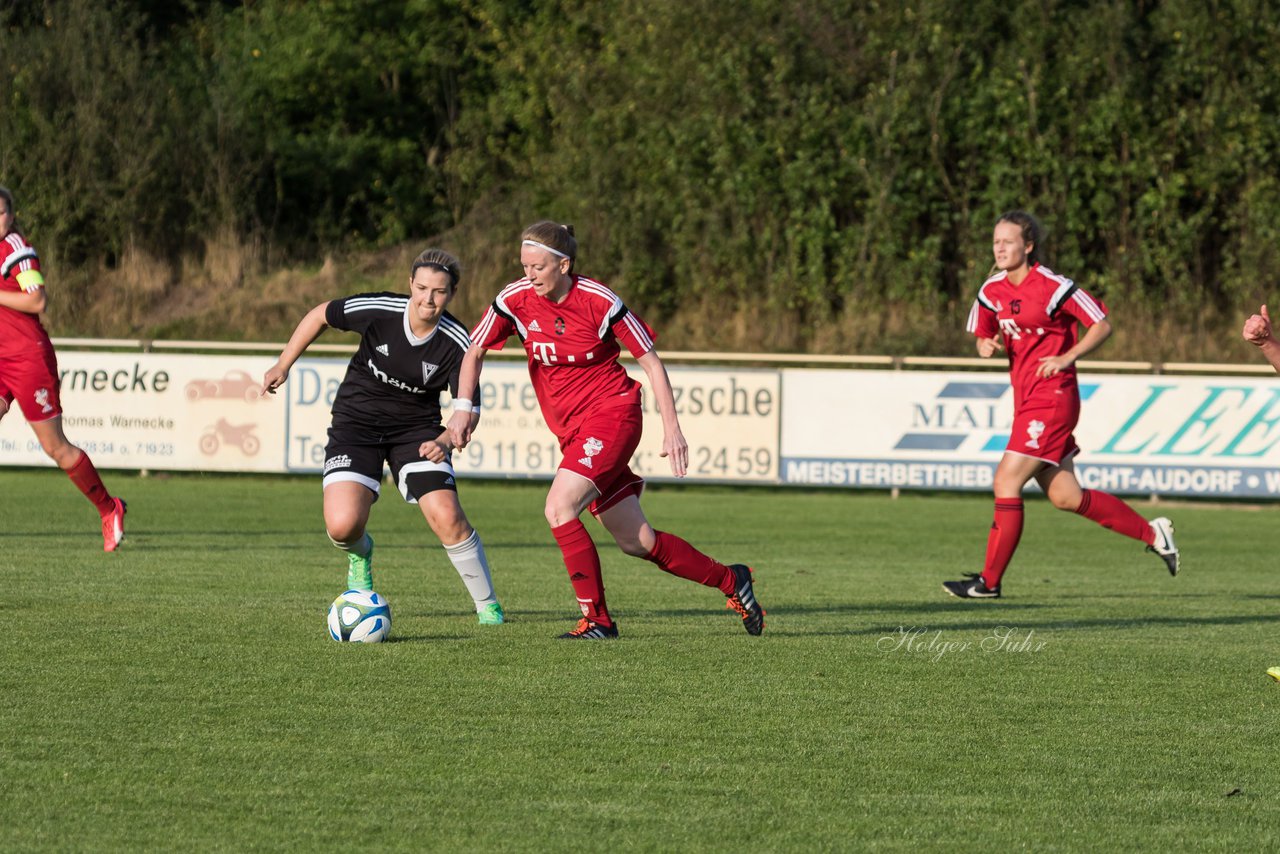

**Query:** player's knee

left=612, top=521, right=655, bottom=558
left=426, top=508, right=471, bottom=544
left=992, top=473, right=1019, bottom=495
left=615, top=536, right=649, bottom=557
left=544, top=500, right=577, bottom=528
left=324, top=516, right=364, bottom=544
left=1051, top=491, right=1082, bottom=512
left=47, top=442, right=80, bottom=469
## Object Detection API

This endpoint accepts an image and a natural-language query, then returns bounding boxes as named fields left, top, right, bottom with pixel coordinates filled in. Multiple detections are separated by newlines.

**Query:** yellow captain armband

left=16, top=269, right=44, bottom=292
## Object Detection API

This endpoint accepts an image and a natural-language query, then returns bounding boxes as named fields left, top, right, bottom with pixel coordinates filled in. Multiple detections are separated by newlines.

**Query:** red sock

left=66, top=451, right=115, bottom=516
left=550, top=520, right=611, bottom=625
left=1075, top=489, right=1154, bottom=544
left=981, top=498, right=1024, bottom=589
left=644, top=530, right=735, bottom=594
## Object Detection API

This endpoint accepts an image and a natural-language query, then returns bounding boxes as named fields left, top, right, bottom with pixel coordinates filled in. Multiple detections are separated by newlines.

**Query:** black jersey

left=325, top=292, right=470, bottom=442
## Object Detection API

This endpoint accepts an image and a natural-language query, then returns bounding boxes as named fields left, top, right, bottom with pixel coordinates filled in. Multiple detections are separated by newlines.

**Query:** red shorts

left=557, top=403, right=645, bottom=515
left=0, top=348, right=62, bottom=422
left=1006, top=392, right=1080, bottom=467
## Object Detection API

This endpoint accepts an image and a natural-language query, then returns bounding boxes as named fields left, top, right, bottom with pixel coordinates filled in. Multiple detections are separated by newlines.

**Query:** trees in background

left=2, top=0, right=1277, bottom=357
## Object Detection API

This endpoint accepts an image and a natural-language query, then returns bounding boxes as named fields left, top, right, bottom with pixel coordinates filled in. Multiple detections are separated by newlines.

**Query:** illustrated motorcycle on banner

left=199, top=418, right=261, bottom=456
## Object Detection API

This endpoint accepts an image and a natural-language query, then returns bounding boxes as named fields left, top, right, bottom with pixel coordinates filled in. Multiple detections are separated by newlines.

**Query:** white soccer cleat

left=1147, top=517, right=1180, bottom=576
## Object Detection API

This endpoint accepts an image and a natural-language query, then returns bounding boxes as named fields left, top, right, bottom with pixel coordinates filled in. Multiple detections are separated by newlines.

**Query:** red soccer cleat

left=102, top=497, right=127, bottom=552
left=557, top=617, right=619, bottom=639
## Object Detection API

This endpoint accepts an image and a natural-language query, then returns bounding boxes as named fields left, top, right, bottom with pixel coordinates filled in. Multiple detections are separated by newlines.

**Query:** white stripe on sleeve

left=1071, top=290, right=1106, bottom=322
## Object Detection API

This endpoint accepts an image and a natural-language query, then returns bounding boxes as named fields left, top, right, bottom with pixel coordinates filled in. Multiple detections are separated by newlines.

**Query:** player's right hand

left=976, top=336, right=1004, bottom=358
left=446, top=409, right=473, bottom=449
left=419, top=438, right=448, bottom=463
left=1243, top=304, right=1272, bottom=346
left=261, top=364, right=288, bottom=396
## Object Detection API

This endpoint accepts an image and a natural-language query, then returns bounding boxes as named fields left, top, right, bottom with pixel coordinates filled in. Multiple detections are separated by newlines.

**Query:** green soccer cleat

left=477, top=602, right=505, bottom=625
left=346, top=536, right=374, bottom=591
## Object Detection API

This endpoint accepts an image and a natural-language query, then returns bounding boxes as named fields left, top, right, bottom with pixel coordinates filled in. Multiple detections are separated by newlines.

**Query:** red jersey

left=966, top=263, right=1107, bottom=410
left=0, top=231, right=51, bottom=358
left=471, top=275, right=657, bottom=438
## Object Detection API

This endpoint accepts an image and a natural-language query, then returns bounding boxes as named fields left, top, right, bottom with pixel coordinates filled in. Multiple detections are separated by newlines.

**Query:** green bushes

left=2, top=0, right=1277, bottom=358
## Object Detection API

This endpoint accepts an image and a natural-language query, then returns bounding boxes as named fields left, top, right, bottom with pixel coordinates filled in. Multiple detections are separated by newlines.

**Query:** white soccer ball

left=327, top=589, right=392, bottom=643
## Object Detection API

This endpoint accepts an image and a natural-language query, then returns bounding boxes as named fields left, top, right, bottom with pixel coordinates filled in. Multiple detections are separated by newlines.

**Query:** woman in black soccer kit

left=263, top=248, right=504, bottom=624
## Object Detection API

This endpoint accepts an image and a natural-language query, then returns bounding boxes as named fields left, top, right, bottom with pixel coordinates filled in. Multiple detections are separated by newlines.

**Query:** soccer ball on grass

left=327, top=589, right=392, bottom=643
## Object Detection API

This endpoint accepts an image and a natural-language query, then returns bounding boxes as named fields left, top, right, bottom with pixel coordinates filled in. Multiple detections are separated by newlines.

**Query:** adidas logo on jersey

left=578, top=456, right=593, bottom=468
left=528, top=319, right=542, bottom=332
left=376, top=344, right=389, bottom=356
left=444, top=476, right=455, bottom=486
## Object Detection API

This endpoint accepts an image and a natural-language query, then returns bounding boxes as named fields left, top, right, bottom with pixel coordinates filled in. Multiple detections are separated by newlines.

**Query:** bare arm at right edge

left=446, top=343, right=486, bottom=448
left=1243, top=304, right=1280, bottom=374
left=262, top=302, right=330, bottom=395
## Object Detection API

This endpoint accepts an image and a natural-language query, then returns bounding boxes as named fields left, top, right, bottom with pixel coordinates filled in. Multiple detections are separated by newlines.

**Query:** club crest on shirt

left=1025, top=419, right=1045, bottom=449
left=422, top=362, right=439, bottom=383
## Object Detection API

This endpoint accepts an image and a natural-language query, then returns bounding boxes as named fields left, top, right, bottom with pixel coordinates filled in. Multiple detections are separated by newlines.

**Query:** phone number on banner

left=454, top=440, right=777, bottom=482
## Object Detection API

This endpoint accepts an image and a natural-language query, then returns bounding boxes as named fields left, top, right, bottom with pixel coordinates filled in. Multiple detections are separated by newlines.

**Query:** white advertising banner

left=0, top=352, right=285, bottom=472
left=281, top=359, right=780, bottom=483
left=781, top=370, right=1280, bottom=498
left=8, top=349, right=1279, bottom=500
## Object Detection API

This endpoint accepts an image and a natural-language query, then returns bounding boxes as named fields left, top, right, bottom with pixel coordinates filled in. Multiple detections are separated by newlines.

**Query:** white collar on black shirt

left=402, top=304, right=439, bottom=346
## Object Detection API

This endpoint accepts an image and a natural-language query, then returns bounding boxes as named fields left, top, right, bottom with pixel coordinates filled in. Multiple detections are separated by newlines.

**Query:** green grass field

left=2, top=470, right=1278, bottom=851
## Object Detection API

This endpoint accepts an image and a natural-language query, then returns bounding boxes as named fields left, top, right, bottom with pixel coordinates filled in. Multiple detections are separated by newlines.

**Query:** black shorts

left=322, top=426, right=456, bottom=504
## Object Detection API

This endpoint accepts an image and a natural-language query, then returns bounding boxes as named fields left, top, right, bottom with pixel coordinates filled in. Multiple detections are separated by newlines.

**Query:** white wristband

left=453, top=398, right=475, bottom=413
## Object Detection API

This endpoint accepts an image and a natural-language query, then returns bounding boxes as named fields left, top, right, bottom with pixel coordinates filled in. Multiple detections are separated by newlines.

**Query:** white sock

left=330, top=532, right=372, bottom=557
left=443, top=529, right=497, bottom=609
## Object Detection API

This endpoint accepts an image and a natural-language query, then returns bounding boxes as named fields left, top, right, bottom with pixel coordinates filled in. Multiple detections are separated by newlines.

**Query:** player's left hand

left=660, top=428, right=689, bottom=478
left=419, top=438, right=448, bottom=462
left=1036, top=354, right=1074, bottom=378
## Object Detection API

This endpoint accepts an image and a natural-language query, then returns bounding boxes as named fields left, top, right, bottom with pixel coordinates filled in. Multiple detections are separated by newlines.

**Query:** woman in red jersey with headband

left=447, top=220, right=764, bottom=639
left=943, top=211, right=1181, bottom=599
left=0, top=186, right=126, bottom=551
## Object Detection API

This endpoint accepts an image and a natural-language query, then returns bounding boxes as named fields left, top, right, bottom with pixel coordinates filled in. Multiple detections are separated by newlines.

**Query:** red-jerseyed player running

left=447, top=220, right=764, bottom=638
left=943, top=211, right=1179, bottom=599
left=0, top=186, right=126, bottom=551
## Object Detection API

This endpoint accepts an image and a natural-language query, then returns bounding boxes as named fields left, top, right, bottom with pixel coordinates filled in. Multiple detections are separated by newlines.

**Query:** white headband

left=522, top=239, right=570, bottom=259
